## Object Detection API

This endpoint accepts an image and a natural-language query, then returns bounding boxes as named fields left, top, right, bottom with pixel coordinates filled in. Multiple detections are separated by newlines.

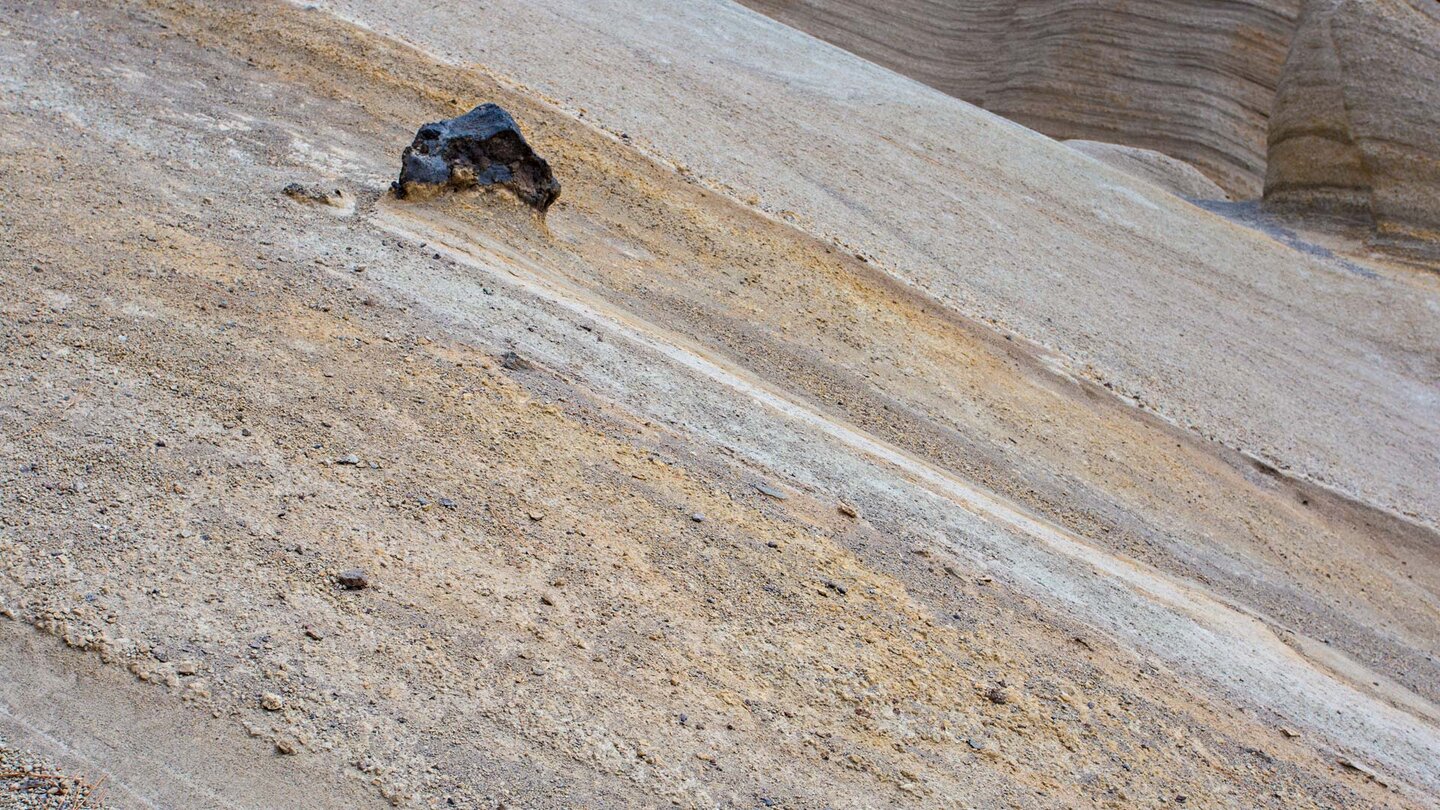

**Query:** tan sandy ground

left=0, top=0, right=1437, bottom=808
left=320, top=0, right=1440, bottom=527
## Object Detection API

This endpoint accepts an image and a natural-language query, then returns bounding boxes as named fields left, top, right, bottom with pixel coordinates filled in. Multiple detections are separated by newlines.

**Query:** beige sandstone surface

left=1065, top=141, right=1230, bottom=201
left=737, top=0, right=1301, bottom=196
left=0, top=0, right=1438, bottom=808
left=739, top=0, right=1440, bottom=258
left=1264, top=0, right=1440, bottom=259
left=320, top=0, right=1440, bottom=530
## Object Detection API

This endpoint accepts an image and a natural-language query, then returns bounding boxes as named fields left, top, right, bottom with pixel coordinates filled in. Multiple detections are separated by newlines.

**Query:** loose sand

left=1, top=0, right=1437, bottom=807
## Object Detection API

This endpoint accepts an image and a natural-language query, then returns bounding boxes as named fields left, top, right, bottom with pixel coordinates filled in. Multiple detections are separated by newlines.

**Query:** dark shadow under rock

left=392, top=103, right=560, bottom=211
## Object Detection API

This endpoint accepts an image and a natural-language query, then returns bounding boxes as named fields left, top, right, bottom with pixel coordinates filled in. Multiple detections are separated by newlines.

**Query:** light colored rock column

left=1266, top=0, right=1440, bottom=257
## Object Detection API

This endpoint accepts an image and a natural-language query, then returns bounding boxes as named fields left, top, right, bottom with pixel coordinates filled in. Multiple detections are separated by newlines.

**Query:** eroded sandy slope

left=1, top=0, right=1437, bottom=807
left=318, top=0, right=1440, bottom=528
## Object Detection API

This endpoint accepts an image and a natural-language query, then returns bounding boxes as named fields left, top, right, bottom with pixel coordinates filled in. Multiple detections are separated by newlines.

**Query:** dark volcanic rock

left=500, top=351, right=532, bottom=371
left=336, top=568, right=369, bottom=590
left=393, top=103, right=560, bottom=211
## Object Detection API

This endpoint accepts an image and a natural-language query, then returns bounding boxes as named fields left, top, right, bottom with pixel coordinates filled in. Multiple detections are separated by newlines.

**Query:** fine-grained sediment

left=736, top=0, right=1301, bottom=197
left=1066, top=140, right=1229, bottom=201
left=1264, top=0, right=1440, bottom=258
left=4, top=0, right=1440, bottom=806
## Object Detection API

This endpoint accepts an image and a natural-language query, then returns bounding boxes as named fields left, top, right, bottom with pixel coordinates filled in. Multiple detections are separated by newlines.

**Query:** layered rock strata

left=737, top=0, right=1301, bottom=197
left=1264, top=0, right=1440, bottom=257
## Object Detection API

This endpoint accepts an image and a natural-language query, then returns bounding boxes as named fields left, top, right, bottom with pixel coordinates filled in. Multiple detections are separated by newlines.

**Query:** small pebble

left=753, top=482, right=788, bottom=500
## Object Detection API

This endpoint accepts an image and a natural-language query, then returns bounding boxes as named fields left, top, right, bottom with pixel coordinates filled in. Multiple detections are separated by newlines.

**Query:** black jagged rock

left=393, top=103, right=560, bottom=211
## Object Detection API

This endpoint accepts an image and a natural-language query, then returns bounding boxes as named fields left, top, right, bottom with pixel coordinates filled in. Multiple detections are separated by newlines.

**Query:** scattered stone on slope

left=500, top=350, right=532, bottom=370
left=0, top=739, right=103, bottom=808
left=392, top=103, right=561, bottom=211
left=282, top=182, right=348, bottom=209
left=336, top=568, right=369, bottom=590
left=986, top=684, right=1015, bottom=705
left=1336, top=756, right=1389, bottom=787
left=753, top=482, right=788, bottom=500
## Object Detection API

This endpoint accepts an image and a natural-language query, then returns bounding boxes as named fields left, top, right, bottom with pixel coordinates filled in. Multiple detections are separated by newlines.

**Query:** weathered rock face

left=1264, top=0, right=1440, bottom=257
left=736, top=0, right=1301, bottom=198
left=394, top=103, right=561, bottom=211
left=1066, top=140, right=1229, bottom=201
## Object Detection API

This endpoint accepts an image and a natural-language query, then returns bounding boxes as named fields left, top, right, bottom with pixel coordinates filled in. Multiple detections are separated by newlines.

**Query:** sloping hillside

left=737, top=0, right=1440, bottom=255
left=1, top=0, right=1437, bottom=807
left=736, top=0, right=1300, bottom=196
